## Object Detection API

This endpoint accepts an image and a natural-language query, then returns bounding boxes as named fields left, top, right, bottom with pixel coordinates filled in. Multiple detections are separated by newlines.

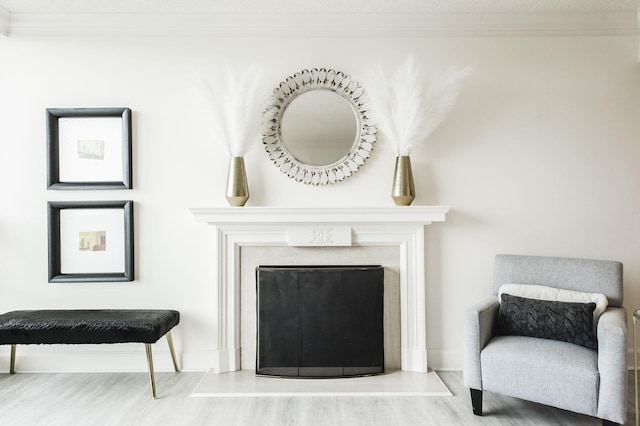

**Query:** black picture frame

left=47, top=200, right=134, bottom=283
left=46, top=107, right=132, bottom=190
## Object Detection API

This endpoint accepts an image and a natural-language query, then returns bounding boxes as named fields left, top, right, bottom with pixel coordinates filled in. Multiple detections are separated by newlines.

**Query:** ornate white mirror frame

left=262, top=68, right=377, bottom=185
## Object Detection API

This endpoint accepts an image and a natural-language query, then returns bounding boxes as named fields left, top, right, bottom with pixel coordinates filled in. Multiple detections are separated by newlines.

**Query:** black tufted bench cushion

left=0, top=309, right=180, bottom=397
left=0, top=309, right=180, bottom=345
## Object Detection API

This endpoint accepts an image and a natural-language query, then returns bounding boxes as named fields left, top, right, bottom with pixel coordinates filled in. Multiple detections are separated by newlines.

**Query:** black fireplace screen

left=256, top=265, right=384, bottom=378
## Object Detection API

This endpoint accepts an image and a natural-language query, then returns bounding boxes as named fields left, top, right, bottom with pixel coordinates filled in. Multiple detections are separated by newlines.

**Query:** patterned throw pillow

left=497, top=283, right=607, bottom=331
left=498, top=293, right=597, bottom=349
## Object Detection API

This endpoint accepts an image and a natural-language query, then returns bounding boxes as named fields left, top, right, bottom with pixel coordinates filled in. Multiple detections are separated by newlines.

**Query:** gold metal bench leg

left=10, top=344, right=16, bottom=374
left=145, top=343, right=156, bottom=398
left=166, top=331, right=180, bottom=372
left=634, top=316, right=638, bottom=426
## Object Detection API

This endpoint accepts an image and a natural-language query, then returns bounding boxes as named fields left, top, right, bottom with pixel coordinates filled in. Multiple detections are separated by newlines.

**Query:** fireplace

left=256, top=265, right=384, bottom=377
left=190, top=206, right=449, bottom=374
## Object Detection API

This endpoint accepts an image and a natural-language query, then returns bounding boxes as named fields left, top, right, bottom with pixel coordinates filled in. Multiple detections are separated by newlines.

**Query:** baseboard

left=427, top=349, right=462, bottom=371
left=629, top=348, right=639, bottom=371
left=1, top=347, right=458, bottom=373
left=0, top=345, right=216, bottom=373
left=3, top=346, right=634, bottom=373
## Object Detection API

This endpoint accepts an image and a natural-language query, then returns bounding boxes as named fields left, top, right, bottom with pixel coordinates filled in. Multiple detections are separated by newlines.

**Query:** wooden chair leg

left=470, top=388, right=483, bottom=416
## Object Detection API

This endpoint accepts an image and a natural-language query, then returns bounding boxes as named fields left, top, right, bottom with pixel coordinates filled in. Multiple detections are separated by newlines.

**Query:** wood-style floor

left=0, top=370, right=635, bottom=425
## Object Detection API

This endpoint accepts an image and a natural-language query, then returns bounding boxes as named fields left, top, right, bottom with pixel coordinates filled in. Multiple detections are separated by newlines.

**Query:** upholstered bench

left=0, top=309, right=180, bottom=398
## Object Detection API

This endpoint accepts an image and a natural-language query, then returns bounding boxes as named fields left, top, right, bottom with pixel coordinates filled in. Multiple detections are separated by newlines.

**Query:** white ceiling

left=0, top=0, right=638, bottom=37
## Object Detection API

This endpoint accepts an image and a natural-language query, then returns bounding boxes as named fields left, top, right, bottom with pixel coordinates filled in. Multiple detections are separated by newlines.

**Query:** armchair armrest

left=596, top=306, right=627, bottom=424
left=463, top=296, right=500, bottom=390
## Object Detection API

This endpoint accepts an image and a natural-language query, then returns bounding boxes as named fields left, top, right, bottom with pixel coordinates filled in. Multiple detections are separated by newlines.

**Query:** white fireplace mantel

left=190, top=206, right=450, bottom=373
left=190, top=206, right=449, bottom=225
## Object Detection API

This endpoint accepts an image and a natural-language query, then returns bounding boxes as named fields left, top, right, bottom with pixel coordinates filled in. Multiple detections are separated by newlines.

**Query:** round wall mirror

left=263, top=68, right=377, bottom=185
left=280, top=90, right=358, bottom=166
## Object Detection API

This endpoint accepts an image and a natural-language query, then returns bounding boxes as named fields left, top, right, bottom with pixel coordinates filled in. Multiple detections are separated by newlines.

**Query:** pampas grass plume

left=202, top=66, right=270, bottom=157
left=366, top=56, right=474, bottom=156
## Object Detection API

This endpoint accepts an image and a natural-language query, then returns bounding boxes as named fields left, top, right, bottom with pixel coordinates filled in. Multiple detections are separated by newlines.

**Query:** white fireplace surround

left=190, top=206, right=449, bottom=374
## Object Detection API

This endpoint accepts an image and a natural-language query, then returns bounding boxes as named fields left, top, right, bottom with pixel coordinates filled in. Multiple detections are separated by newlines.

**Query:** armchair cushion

left=498, top=293, right=597, bottom=349
left=481, top=335, right=599, bottom=416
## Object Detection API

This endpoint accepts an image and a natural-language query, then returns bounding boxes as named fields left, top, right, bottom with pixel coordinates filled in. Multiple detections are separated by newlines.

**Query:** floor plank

left=0, top=370, right=634, bottom=425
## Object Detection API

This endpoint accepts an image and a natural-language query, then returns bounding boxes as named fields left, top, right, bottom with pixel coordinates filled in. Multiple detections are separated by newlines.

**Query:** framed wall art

left=47, top=200, right=134, bottom=283
left=46, top=107, right=132, bottom=190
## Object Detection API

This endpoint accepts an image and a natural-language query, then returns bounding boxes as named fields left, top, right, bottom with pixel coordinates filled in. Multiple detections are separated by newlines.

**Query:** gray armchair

left=463, top=254, right=627, bottom=425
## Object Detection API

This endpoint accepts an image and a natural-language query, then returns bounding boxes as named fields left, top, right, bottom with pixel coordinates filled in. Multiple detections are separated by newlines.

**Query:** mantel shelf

left=190, top=206, right=450, bottom=226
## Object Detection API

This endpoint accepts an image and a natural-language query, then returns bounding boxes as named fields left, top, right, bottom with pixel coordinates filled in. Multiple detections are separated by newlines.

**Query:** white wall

left=0, top=33, right=639, bottom=372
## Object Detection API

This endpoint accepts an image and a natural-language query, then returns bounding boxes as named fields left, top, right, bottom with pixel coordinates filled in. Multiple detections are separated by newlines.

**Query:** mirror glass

left=280, top=90, right=358, bottom=166
left=263, top=68, right=377, bottom=185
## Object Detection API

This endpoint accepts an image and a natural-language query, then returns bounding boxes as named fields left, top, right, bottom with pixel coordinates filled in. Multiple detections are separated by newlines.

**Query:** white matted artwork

left=48, top=200, right=134, bottom=283
left=46, top=108, right=132, bottom=190
left=58, top=116, right=123, bottom=183
left=60, top=208, right=124, bottom=274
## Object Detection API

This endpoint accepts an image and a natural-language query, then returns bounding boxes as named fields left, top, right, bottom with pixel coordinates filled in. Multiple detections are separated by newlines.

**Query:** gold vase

left=225, top=157, right=249, bottom=207
left=391, top=156, right=415, bottom=206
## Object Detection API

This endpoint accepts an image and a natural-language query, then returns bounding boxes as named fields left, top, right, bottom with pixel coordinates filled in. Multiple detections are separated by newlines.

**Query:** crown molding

left=4, top=10, right=640, bottom=38
left=0, top=5, right=9, bottom=36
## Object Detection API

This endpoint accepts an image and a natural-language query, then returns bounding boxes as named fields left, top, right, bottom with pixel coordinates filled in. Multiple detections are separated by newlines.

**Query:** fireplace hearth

left=256, top=265, right=384, bottom=378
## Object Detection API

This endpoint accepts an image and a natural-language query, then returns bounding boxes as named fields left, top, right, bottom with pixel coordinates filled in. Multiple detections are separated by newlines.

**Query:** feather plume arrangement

left=366, top=56, right=474, bottom=156
left=202, top=66, right=270, bottom=157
